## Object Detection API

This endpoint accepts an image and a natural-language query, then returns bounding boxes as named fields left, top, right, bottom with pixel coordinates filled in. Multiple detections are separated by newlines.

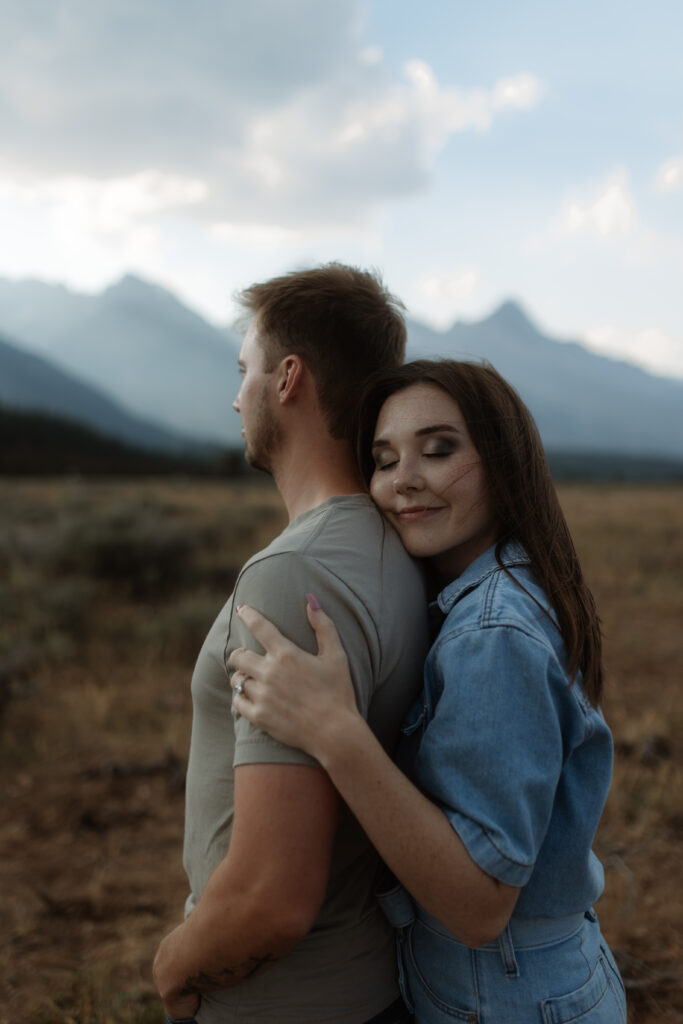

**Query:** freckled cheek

left=369, top=476, right=392, bottom=513
left=440, top=462, right=486, bottom=501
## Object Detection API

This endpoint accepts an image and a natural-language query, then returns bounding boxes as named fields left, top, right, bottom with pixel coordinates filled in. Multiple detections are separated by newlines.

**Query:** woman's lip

left=397, top=506, right=445, bottom=521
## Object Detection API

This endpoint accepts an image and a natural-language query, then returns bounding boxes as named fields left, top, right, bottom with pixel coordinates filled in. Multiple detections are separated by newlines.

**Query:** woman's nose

left=393, top=460, right=423, bottom=494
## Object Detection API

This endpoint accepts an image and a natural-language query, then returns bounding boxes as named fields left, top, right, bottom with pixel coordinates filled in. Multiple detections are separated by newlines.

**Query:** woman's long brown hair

left=356, top=359, right=604, bottom=706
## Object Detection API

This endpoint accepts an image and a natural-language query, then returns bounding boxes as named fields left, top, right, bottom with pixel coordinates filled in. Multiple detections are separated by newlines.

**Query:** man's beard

left=244, top=399, right=284, bottom=474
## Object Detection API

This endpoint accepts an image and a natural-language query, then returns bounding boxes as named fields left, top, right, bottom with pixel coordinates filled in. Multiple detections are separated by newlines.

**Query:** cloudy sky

left=1, top=0, right=682, bottom=378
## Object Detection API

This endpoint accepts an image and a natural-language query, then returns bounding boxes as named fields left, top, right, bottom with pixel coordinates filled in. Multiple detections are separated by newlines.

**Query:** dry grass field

left=0, top=477, right=681, bottom=1023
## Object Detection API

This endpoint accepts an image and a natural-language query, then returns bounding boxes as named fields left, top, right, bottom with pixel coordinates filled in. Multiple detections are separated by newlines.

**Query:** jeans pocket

left=541, top=955, right=625, bottom=1024
left=403, top=920, right=479, bottom=1022
left=376, top=878, right=416, bottom=930
left=396, top=927, right=415, bottom=1016
left=600, top=942, right=627, bottom=1020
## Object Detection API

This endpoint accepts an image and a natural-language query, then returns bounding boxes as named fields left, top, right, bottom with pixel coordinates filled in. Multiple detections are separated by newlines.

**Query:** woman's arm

left=230, top=600, right=519, bottom=947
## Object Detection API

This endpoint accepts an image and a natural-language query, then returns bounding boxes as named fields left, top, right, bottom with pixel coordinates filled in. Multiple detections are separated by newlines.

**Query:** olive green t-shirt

left=183, top=494, right=429, bottom=1023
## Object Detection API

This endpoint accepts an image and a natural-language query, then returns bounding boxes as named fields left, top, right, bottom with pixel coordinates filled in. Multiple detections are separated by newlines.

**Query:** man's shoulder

left=234, top=494, right=425, bottom=638
left=245, top=494, right=417, bottom=576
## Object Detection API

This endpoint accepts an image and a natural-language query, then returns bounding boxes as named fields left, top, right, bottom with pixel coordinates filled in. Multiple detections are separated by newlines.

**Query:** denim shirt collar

left=435, top=540, right=530, bottom=617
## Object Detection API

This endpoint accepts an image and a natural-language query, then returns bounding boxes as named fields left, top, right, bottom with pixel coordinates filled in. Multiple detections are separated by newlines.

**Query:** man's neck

left=272, top=438, right=366, bottom=522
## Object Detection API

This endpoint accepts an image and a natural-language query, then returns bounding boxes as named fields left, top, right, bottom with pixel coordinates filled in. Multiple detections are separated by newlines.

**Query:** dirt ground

left=0, top=478, right=681, bottom=1023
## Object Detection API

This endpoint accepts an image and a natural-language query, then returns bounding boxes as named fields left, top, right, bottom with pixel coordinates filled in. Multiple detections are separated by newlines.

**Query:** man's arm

left=153, top=762, right=338, bottom=1015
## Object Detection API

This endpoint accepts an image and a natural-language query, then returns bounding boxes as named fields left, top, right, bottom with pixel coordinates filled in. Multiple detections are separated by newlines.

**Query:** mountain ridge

left=1, top=274, right=681, bottom=458
left=0, top=330, right=207, bottom=452
left=405, top=304, right=683, bottom=457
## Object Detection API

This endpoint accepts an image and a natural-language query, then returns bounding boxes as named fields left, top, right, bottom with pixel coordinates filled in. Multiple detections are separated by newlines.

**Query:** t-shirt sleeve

left=227, top=550, right=378, bottom=768
left=413, top=624, right=567, bottom=887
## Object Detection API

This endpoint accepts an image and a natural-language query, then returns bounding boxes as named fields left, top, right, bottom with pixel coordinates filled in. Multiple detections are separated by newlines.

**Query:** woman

left=229, top=360, right=627, bottom=1023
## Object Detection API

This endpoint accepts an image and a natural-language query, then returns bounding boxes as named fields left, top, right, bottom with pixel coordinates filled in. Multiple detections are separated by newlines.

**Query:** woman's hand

left=228, top=595, right=360, bottom=760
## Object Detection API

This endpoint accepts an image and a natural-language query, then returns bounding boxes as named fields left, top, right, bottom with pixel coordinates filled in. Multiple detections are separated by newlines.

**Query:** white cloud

left=359, top=45, right=383, bottom=66
left=413, top=267, right=484, bottom=328
left=55, top=172, right=207, bottom=227
left=0, top=169, right=207, bottom=235
left=182, top=58, right=545, bottom=228
left=655, top=157, right=683, bottom=192
left=210, top=223, right=302, bottom=246
left=420, top=268, right=482, bottom=302
left=400, top=63, right=544, bottom=152
left=561, top=172, right=637, bottom=238
left=549, top=168, right=683, bottom=271
left=492, top=73, right=545, bottom=111
left=584, top=323, right=683, bottom=378
left=0, top=1, right=545, bottom=229
left=0, top=169, right=208, bottom=291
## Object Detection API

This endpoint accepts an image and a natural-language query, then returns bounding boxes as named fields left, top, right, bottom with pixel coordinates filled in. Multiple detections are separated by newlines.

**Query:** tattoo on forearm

left=179, top=953, right=278, bottom=994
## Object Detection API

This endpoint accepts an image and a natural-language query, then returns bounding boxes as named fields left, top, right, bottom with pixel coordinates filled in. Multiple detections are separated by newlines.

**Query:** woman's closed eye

left=422, top=439, right=458, bottom=458
left=374, top=445, right=455, bottom=471
left=374, top=457, right=398, bottom=471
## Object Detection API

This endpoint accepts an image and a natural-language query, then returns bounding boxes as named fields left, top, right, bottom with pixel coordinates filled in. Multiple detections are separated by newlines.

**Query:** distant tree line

left=2, top=404, right=683, bottom=481
left=0, top=405, right=256, bottom=478
left=546, top=450, right=683, bottom=483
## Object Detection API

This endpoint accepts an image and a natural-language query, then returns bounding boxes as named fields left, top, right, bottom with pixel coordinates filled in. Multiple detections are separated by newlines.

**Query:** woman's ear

left=277, top=354, right=304, bottom=404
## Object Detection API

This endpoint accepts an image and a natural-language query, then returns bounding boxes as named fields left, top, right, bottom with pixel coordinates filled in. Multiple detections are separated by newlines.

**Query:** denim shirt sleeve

left=414, top=623, right=573, bottom=888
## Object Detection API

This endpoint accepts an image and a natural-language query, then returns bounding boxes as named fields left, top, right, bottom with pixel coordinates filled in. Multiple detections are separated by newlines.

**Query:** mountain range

left=406, top=303, right=683, bottom=457
left=1, top=274, right=682, bottom=459
left=0, top=275, right=244, bottom=445
left=0, top=329, right=201, bottom=452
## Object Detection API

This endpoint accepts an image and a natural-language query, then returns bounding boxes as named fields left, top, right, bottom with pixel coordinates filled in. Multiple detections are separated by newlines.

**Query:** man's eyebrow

left=371, top=423, right=460, bottom=448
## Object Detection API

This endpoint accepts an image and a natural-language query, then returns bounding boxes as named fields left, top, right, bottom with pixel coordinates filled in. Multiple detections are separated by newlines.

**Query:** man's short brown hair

left=237, top=263, right=406, bottom=440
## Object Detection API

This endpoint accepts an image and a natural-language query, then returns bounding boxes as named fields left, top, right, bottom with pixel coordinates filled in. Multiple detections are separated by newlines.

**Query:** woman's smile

left=397, top=505, right=446, bottom=521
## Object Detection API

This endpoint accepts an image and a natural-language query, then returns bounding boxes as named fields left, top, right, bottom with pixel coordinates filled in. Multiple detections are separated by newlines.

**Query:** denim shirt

left=399, top=541, right=613, bottom=918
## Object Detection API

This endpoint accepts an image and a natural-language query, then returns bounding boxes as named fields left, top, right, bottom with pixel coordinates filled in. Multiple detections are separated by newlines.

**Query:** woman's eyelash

left=375, top=449, right=453, bottom=471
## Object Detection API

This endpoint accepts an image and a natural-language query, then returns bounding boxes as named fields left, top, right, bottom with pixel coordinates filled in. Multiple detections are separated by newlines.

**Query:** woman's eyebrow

left=415, top=424, right=461, bottom=437
left=372, top=424, right=461, bottom=449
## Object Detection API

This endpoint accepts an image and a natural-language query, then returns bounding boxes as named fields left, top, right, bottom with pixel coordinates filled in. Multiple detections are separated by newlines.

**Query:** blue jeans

left=397, top=907, right=626, bottom=1023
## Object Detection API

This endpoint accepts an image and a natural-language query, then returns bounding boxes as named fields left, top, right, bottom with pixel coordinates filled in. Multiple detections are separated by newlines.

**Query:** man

left=153, top=264, right=429, bottom=1023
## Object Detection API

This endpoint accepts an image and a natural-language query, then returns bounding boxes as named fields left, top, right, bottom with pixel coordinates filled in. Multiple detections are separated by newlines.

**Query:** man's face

left=233, top=319, right=283, bottom=473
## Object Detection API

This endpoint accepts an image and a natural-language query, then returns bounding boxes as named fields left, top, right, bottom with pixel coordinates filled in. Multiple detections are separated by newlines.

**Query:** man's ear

left=277, top=354, right=304, bottom=404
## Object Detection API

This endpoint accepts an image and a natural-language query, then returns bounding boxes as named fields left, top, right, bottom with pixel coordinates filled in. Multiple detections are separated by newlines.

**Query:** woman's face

left=369, top=382, right=498, bottom=581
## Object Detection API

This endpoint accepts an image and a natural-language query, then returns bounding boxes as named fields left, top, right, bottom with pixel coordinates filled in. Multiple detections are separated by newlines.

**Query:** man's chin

left=244, top=449, right=272, bottom=475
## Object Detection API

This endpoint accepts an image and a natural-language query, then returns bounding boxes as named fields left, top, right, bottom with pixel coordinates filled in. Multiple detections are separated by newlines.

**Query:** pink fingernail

left=306, top=593, right=321, bottom=611
left=236, top=604, right=244, bottom=613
